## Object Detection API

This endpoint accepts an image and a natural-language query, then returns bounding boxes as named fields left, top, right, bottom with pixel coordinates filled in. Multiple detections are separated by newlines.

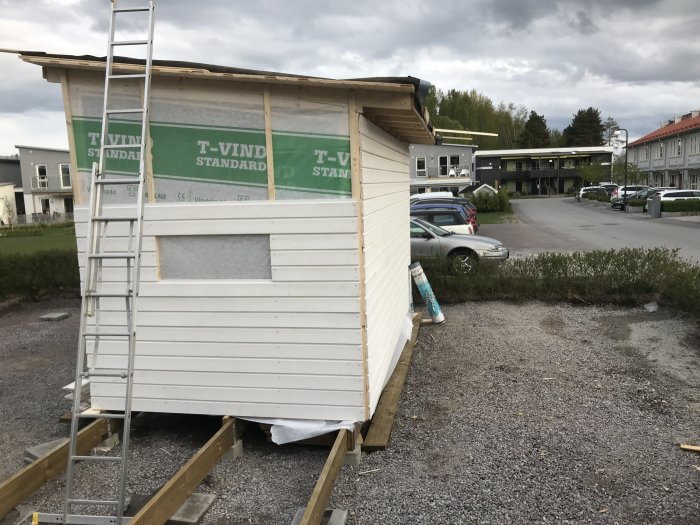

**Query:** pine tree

left=562, top=107, right=605, bottom=146
left=517, top=111, right=549, bottom=148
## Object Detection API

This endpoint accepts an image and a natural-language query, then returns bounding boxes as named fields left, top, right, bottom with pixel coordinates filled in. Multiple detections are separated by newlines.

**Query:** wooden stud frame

left=263, top=87, right=276, bottom=200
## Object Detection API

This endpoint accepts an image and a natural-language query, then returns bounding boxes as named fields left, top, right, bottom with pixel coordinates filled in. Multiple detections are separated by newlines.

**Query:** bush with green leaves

left=661, top=200, right=700, bottom=212
left=583, top=192, right=610, bottom=203
left=416, top=248, right=700, bottom=318
left=625, top=199, right=647, bottom=207
left=463, top=188, right=512, bottom=212
left=0, top=250, right=79, bottom=297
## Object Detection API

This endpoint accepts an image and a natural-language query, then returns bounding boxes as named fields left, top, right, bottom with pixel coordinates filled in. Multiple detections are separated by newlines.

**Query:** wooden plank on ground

left=0, top=418, right=116, bottom=519
left=298, top=429, right=349, bottom=525
left=680, top=444, right=700, bottom=453
left=363, top=312, right=421, bottom=452
left=129, top=417, right=235, bottom=525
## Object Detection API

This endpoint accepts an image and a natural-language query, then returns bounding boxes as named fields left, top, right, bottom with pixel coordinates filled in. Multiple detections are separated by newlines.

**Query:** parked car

left=600, top=183, right=619, bottom=194
left=408, top=196, right=478, bottom=231
left=612, top=185, right=649, bottom=199
left=577, top=186, right=605, bottom=199
left=411, top=191, right=456, bottom=201
left=410, top=218, right=508, bottom=271
left=611, top=187, right=672, bottom=209
left=409, top=203, right=475, bottom=235
left=654, top=189, right=700, bottom=201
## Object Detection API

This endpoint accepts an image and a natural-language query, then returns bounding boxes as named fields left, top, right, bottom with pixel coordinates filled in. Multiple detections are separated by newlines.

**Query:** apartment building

left=409, top=143, right=477, bottom=194
left=16, top=145, right=73, bottom=222
left=627, top=111, right=700, bottom=189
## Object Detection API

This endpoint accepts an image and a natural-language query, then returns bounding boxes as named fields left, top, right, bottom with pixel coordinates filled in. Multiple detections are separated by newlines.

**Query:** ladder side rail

left=63, top=162, right=103, bottom=520
left=116, top=2, right=157, bottom=518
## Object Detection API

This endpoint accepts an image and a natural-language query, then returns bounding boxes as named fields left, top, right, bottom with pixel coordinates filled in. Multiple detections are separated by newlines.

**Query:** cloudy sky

left=1, top=0, right=698, bottom=155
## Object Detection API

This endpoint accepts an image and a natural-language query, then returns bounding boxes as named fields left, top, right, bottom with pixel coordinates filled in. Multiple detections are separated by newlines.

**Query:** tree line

left=426, top=86, right=620, bottom=150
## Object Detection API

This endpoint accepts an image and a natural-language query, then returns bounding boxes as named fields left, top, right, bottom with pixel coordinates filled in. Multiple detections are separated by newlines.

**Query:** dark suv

left=410, top=204, right=475, bottom=235
left=408, top=197, right=478, bottom=232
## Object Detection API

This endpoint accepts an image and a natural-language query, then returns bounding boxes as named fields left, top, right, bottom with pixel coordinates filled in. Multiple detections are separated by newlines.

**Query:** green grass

left=0, top=224, right=77, bottom=254
left=477, top=211, right=519, bottom=224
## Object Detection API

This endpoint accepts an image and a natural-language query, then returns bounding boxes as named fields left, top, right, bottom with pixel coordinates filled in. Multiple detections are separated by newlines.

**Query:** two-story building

left=0, top=155, right=25, bottom=223
left=16, top=145, right=73, bottom=222
left=409, top=143, right=477, bottom=195
left=627, top=111, right=700, bottom=189
left=409, top=144, right=615, bottom=196
left=474, top=147, right=614, bottom=195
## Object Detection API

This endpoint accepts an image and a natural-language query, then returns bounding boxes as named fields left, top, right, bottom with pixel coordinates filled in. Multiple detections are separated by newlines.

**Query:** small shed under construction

left=21, top=51, right=434, bottom=425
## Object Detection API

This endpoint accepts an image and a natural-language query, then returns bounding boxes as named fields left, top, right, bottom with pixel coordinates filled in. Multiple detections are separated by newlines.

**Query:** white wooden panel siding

left=74, top=200, right=364, bottom=420
left=358, top=117, right=412, bottom=415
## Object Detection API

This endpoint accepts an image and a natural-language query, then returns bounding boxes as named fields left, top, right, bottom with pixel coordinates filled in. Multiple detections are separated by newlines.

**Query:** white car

left=654, top=189, right=700, bottom=201
left=612, top=185, right=649, bottom=199
left=578, top=186, right=604, bottom=199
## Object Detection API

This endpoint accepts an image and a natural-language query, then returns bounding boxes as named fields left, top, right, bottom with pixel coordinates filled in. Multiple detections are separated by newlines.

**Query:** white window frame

left=36, top=164, right=48, bottom=189
left=59, top=163, right=72, bottom=189
left=676, top=139, right=683, bottom=157
left=415, top=157, right=427, bottom=177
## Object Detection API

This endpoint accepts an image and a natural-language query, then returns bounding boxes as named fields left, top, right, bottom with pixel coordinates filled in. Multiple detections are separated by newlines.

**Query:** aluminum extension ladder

left=36, top=1, right=156, bottom=523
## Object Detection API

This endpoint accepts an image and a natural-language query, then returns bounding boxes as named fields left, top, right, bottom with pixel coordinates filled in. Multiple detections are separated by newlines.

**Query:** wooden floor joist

left=129, top=416, right=236, bottom=525
left=363, top=313, right=421, bottom=452
left=298, top=429, right=350, bottom=525
left=0, top=418, right=120, bottom=520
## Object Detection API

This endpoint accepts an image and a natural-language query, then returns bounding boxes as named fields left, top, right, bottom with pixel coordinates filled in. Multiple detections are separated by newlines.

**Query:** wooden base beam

left=363, top=313, right=421, bottom=452
left=298, top=429, right=349, bottom=525
left=129, top=417, right=236, bottom=525
left=0, top=418, right=120, bottom=520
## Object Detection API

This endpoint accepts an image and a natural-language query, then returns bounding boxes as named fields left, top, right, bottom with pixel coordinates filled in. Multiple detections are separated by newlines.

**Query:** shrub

left=416, top=248, right=700, bottom=318
left=583, top=193, right=610, bottom=203
left=626, top=199, right=647, bottom=207
left=661, top=200, right=700, bottom=212
left=0, top=250, right=80, bottom=297
left=464, top=188, right=512, bottom=212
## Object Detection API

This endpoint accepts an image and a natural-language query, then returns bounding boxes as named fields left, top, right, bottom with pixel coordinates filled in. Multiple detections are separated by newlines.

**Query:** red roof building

left=628, top=111, right=700, bottom=190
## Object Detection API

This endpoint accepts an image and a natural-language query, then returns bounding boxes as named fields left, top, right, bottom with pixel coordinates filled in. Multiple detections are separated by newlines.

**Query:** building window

left=40, top=198, right=50, bottom=214
left=416, top=157, right=426, bottom=177
left=60, top=163, right=71, bottom=188
left=438, top=156, right=448, bottom=176
left=36, top=164, right=48, bottom=189
left=676, top=139, right=683, bottom=157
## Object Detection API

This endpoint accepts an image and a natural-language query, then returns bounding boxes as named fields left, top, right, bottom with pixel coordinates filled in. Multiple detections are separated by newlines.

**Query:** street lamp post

left=615, top=129, right=629, bottom=208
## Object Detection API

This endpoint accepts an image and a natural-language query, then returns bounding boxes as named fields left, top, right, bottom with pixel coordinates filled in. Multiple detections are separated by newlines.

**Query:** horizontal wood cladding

left=75, top=200, right=365, bottom=420
left=85, top=341, right=361, bottom=360
left=358, top=116, right=411, bottom=417
left=96, top=398, right=365, bottom=421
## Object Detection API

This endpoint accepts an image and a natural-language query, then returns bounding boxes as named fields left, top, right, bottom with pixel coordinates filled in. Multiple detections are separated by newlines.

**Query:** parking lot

left=478, top=196, right=700, bottom=261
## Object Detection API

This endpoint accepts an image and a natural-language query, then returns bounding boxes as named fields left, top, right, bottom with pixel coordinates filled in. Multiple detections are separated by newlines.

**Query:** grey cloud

left=569, top=10, right=599, bottom=33
left=0, top=82, right=63, bottom=114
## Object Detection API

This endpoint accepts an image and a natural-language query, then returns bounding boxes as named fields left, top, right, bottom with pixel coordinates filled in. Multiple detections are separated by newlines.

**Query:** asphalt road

left=478, top=197, right=700, bottom=263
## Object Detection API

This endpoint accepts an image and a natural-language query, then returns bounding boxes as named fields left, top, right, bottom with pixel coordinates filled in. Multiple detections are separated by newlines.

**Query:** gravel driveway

left=1, top=298, right=698, bottom=524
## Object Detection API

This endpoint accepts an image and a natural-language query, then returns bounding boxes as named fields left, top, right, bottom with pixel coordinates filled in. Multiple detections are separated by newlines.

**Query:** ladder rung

left=95, top=178, right=139, bottom=185
left=109, top=73, right=148, bottom=79
left=92, top=216, right=137, bottom=222
left=71, top=456, right=122, bottom=463
left=86, top=292, right=133, bottom=298
left=106, top=108, right=144, bottom=115
left=83, top=331, right=131, bottom=337
left=114, top=7, right=151, bottom=13
left=102, top=143, right=142, bottom=149
left=111, top=39, right=150, bottom=46
left=80, top=371, right=131, bottom=378
left=34, top=513, right=130, bottom=524
left=88, top=252, right=136, bottom=259
left=75, top=412, right=126, bottom=419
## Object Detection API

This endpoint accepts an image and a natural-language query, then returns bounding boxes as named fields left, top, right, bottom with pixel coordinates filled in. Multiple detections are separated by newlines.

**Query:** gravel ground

left=1, top=298, right=698, bottom=524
